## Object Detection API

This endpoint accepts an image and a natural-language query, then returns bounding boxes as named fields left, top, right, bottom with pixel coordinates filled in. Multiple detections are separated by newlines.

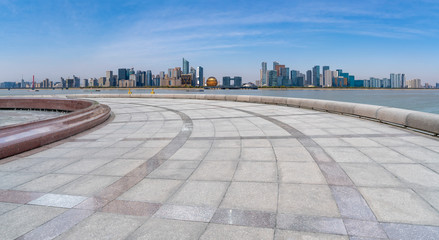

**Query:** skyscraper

left=190, top=67, right=197, bottom=86
left=146, top=70, right=152, bottom=86
left=197, top=66, right=204, bottom=86
left=273, top=61, right=279, bottom=71
left=312, top=65, right=320, bottom=86
left=118, top=69, right=127, bottom=80
left=261, top=62, right=267, bottom=86
left=322, top=66, right=329, bottom=87
left=268, top=70, right=277, bottom=86
left=306, top=70, right=312, bottom=86
left=183, top=58, right=189, bottom=74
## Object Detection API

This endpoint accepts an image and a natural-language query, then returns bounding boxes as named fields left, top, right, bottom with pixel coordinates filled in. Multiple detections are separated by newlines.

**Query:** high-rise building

left=323, top=69, right=332, bottom=87
left=190, top=67, right=197, bottom=86
left=233, top=76, right=242, bottom=87
left=407, top=79, right=422, bottom=88
left=390, top=73, right=404, bottom=88
left=197, top=66, right=204, bottom=86
left=322, top=66, right=329, bottom=87
left=306, top=70, right=312, bottom=86
left=183, top=58, right=189, bottom=74
left=273, top=61, right=279, bottom=71
left=118, top=69, right=127, bottom=80
left=312, top=65, right=320, bottom=86
left=146, top=70, right=152, bottom=86
left=291, top=70, right=300, bottom=86
left=261, top=62, right=267, bottom=86
left=222, top=76, right=231, bottom=87
left=268, top=70, right=277, bottom=86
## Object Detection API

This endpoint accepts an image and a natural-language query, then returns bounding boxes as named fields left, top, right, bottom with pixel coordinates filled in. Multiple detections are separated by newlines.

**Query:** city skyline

left=1, top=0, right=438, bottom=83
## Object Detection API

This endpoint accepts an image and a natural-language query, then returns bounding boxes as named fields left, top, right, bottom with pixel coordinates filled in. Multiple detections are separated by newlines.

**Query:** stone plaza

left=1, top=97, right=439, bottom=239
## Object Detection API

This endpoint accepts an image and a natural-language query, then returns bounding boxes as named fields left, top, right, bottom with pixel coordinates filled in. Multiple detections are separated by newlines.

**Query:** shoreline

left=0, top=87, right=437, bottom=91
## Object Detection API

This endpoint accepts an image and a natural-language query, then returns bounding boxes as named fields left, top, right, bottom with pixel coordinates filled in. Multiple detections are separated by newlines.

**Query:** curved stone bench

left=0, top=98, right=111, bottom=159
left=69, top=93, right=439, bottom=136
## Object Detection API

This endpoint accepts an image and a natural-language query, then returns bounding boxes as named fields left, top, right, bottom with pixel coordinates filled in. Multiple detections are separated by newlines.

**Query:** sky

left=1, top=0, right=438, bottom=84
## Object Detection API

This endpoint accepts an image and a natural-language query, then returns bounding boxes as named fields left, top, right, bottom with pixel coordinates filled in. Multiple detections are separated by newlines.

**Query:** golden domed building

left=206, top=77, right=218, bottom=87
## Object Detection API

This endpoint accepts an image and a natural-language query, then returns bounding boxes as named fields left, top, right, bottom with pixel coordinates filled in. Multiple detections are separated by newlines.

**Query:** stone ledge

left=0, top=98, right=111, bottom=159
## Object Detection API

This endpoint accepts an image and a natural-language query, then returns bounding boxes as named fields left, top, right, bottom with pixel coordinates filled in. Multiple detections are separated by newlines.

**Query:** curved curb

left=0, top=98, right=111, bottom=159
left=69, top=93, right=439, bottom=136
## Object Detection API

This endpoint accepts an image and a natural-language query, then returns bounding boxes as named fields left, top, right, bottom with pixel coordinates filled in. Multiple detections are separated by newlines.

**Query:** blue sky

left=1, top=0, right=438, bottom=84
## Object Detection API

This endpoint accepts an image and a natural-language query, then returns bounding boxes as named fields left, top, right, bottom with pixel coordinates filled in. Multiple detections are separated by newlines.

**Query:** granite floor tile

left=101, top=200, right=160, bottom=217
left=233, top=162, right=277, bottom=182
left=0, top=202, right=21, bottom=215
left=306, top=147, right=334, bottom=163
left=147, top=167, right=194, bottom=180
left=275, top=229, right=348, bottom=240
left=343, top=138, right=382, bottom=147
left=212, top=139, right=241, bottom=148
left=118, top=179, right=183, bottom=203
left=381, top=222, right=439, bottom=240
left=190, top=161, right=238, bottom=181
left=220, top=182, right=278, bottom=212
left=360, top=187, right=439, bottom=225
left=154, top=204, right=216, bottom=222
left=169, top=148, right=209, bottom=161
left=158, top=160, right=199, bottom=169
left=54, top=159, right=113, bottom=174
left=330, top=186, right=376, bottom=221
left=340, top=163, right=401, bottom=187
left=324, top=147, right=372, bottom=163
left=358, top=147, right=414, bottom=163
left=204, top=148, right=241, bottom=161
left=211, top=208, right=276, bottom=228
left=0, top=158, right=45, bottom=172
left=417, top=190, right=439, bottom=211
left=200, top=223, right=274, bottom=240
left=0, top=205, right=66, bottom=240
left=53, top=175, right=120, bottom=196
left=313, top=138, right=350, bottom=147
left=241, top=139, right=272, bottom=148
left=55, top=212, right=145, bottom=240
left=269, top=138, right=302, bottom=148
left=278, top=162, right=326, bottom=184
left=91, top=159, right=145, bottom=176
left=13, top=174, right=81, bottom=192
left=276, top=213, right=347, bottom=235
left=278, top=184, right=340, bottom=217
left=0, top=172, right=42, bottom=189
left=126, top=218, right=207, bottom=240
left=168, top=181, right=229, bottom=207
left=391, top=146, right=439, bottom=163
left=16, top=209, right=93, bottom=240
left=119, top=148, right=162, bottom=159
left=343, top=219, right=387, bottom=239
left=317, top=162, right=354, bottom=186
left=19, top=158, right=78, bottom=173
left=383, top=163, right=439, bottom=188
left=241, top=148, right=275, bottom=161
left=0, top=190, right=44, bottom=204
left=274, top=147, right=314, bottom=162
left=29, top=193, right=87, bottom=208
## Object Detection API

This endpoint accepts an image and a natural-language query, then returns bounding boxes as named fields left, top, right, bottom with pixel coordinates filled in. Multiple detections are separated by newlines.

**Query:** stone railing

left=70, top=94, right=439, bottom=136
left=0, top=98, right=111, bottom=159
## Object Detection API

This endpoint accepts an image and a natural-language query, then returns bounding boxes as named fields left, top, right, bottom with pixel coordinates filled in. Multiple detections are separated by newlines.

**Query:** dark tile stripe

left=0, top=190, right=44, bottom=204
left=16, top=209, right=93, bottom=240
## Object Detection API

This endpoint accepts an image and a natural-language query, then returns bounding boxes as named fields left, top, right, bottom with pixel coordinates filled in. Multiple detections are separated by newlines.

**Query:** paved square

left=2, top=97, right=439, bottom=239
